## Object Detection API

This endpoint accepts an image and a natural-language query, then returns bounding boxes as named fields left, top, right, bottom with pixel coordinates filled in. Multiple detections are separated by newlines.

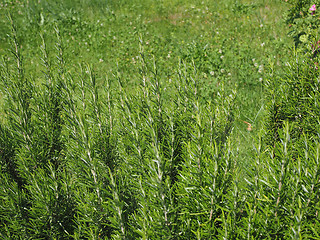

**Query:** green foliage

left=260, top=2, right=320, bottom=238
left=264, top=52, right=320, bottom=157
left=0, top=14, right=238, bottom=238
left=2, top=0, right=320, bottom=239
left=286, top=0, right=320, bottom=55
left=245, top=123, right=320, bottom=239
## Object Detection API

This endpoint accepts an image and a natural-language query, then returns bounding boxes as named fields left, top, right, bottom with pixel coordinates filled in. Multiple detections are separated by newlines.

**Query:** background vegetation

left=0, top=0, right=319, bottom=239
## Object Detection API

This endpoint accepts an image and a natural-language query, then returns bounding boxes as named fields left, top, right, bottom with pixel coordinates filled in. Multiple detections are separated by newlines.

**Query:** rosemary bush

left=1, top=0, right=320, bottom=239
left=0, top=17, right=238, bottom=239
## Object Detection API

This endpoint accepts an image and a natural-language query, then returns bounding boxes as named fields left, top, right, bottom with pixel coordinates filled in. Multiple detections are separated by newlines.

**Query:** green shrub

left=0, top=16, right=238, bottom=238
left=264, top=50, right=320, bottom=157
left=245, top=122, right=320, bottom=239
left=4, top=0, right=319, bottom=238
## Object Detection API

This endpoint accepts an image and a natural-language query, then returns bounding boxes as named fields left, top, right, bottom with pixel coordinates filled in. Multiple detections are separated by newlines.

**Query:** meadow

left=1, top=0, right=320, bottom=239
